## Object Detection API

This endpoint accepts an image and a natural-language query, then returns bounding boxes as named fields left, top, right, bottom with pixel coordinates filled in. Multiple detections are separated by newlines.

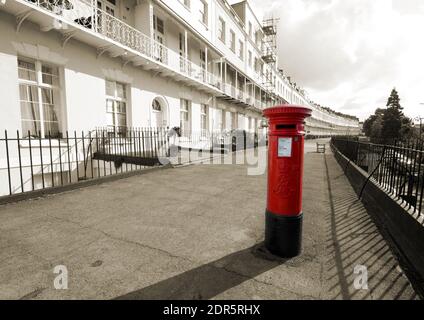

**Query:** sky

left=236, top=0, right=424, bottom=121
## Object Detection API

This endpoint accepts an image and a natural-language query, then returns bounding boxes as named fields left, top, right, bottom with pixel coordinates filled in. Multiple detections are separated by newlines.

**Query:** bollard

left=263, top=105, right=312, bottom=258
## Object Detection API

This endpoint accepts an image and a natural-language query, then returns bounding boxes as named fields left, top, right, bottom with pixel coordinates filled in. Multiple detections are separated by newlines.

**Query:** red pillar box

left=263, top=105, right=312, bottom=258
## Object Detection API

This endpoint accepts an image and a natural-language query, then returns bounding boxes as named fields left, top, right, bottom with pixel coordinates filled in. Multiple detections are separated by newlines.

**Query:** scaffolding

left=261, top=18, right=279, bottom=99
left=262, top=18, right=278, bottom=65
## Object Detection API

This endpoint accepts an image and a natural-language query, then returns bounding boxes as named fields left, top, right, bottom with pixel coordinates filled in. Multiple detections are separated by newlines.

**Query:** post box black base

left=265, top=210, right=303, bottom=258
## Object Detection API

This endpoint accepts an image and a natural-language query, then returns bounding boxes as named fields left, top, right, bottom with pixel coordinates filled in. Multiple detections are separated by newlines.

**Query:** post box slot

left=276, top=124, right=296, bottom=130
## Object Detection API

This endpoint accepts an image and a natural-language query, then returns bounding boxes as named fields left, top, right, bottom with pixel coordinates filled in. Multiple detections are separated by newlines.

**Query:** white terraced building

left=0, top=0, right=360, bottom=197
left=0, top=0, right=359, bottom=136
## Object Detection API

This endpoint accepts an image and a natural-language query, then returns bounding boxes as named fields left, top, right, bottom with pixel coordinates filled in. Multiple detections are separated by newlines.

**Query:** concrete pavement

left=0, top=139, right=418, bottom=299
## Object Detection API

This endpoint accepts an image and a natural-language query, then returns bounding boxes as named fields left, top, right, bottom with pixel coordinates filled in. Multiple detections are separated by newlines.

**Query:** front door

left=151, top=99, right=164, bottom=127
left=152, top=110, right=163, bottom=128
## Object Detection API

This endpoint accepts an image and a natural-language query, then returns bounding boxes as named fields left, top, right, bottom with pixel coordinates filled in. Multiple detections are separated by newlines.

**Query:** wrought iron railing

left=254, top=98, right=264, bottom=109
left=0, top=128, right=263, bottom=198
left=0, top=128, right=175, bottom=198
left=331, top=137, right=424, bottom=221
left=21, top=0, right=219, bottom=89
left=221, top=83, right=249, bottom=104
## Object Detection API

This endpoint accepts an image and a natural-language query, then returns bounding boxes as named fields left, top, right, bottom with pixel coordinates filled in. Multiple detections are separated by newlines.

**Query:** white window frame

left=199, top=0, right=208, bottom=26
left=218, top=17, right=226, bottom=43
left=230, top=29, right=236, bottom=52
left=153, top=15, right=165, bottom=62
left=248, top=50, right=252, bottom=68
left=200, top=104, right=209, bottom=135
left=179, top=0, right=190, bottom=9
left=105, top=80, right=128, bottom=133
left=239, top=40, right=244, bottom=60
left=180, top=99, right=192, bottom=137
left=17, top=57, right=61, bottom=138
left=254, top=57, right=259, bottom=73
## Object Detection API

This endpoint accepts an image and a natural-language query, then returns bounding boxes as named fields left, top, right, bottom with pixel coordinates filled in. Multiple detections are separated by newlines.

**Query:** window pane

left=181, top=99, right=189, bottom=111
left=19, top=84, right=27, bottom=101
left=116, top=101, right=126, bottom=113
left=19, top=85, right=40, bottom=123
left=19, top=84, right=39, bottom=102
left=41, top=64, right=59, bottom=86
left=43, top=103, right=59, bottom=123
left=117, top=113, right=127, bottom=127
left=106, top=99, right=114, bottom=112
left=22, top=120, right=41, bottom=137
left=201, top=117, right=207, bottom=131
left=201, top=105, right=207, bottom=114
left=20, top=101, right=40, bottom=121
left=18, top=59, right=62, bottom=137
left=106, top=80, right=115, bottom=96
left=157, top=18, right=164, bottom=34
left=116, top=82, right=126, bottom=99
left=152, top=99, right=161, bottom=111
left=18, top=59, right=36, bottom=81
left=41, top=88, right=59, bottom=134
left=41, top=88, right=54, bottom=105
left=106, top=112, right=115, bottom=127
left=44, top=121, right=60, bottom=138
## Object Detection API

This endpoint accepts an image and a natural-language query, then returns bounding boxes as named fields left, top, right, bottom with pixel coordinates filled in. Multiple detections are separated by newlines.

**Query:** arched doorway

left=151, top=97, right=168, bottom=127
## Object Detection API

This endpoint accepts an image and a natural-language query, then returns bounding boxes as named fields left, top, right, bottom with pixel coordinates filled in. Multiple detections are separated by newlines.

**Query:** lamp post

left=416, top=103, right=424, bottom=139
left=415, top=116, right=423, bottom=139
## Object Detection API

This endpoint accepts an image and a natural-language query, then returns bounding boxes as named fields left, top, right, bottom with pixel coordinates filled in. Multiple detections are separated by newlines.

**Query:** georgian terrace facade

left=0, top=0, right=359, bottom=138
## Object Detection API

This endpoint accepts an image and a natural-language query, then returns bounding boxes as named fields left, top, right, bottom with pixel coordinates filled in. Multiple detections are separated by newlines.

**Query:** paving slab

left=0, top=139, right=418, bottom=300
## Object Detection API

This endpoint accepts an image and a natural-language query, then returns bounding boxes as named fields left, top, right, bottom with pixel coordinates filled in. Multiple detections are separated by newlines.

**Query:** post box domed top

left=263, top=105, right=312, bottom=122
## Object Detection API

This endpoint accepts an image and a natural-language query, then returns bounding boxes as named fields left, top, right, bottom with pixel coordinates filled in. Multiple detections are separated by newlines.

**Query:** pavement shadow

left=324, top=154, right=418, bottom=300
left=114, top=243, right=288, bottom=300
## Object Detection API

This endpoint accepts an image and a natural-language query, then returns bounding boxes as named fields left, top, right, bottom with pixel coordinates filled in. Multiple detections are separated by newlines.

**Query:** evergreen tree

left=363, top=89, right=413, bottom=142
left=381, top=88, right=405, bottom=141
left=381, top=106, right=402, bottom=140
left=386, top=88, right=402, bottom=110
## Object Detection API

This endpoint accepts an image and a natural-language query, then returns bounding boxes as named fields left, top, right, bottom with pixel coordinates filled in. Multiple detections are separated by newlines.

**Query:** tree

left=363, top=115, right=376, bottom=137
left=400, top=117, right=414, bottom=139
left=381, top=106, right=402, bottom=140
left=370, top=116, right=383, bottom=140
left=363, top=89, right=413, bottom=142
left=381, top=88, right=410, bottom=141
left=386, top=88, right=402, bottom=110
left=363, top=108, right=384, bottom=139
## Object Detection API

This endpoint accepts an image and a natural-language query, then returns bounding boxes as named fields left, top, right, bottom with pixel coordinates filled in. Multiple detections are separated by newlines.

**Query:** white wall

left=0, top=10, right=262, bottom=136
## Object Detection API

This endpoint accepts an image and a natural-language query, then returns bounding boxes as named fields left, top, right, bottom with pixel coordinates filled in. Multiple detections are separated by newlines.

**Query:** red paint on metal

left=263, top=105, right=312, bottom=217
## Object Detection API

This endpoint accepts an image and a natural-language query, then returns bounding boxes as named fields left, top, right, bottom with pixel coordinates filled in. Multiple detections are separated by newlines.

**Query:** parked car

left=213, top=129, right=259, bottom=151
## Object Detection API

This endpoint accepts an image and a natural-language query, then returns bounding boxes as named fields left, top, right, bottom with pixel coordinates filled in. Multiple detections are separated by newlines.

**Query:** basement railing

left=0, top=128, right=263, bottom=199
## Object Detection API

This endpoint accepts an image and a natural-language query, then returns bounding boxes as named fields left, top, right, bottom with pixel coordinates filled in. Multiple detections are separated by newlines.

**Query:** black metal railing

left=0, top=128, right=264, bottom=198
left=352, top=136, right=424, bottom=151
left=331, top=137, right=424, bottom=219
left=0, top=128, right=169, bottom=198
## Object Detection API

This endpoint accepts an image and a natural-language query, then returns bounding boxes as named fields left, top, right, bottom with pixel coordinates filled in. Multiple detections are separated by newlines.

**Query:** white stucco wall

left=0, top=10, right=261, bottom=135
